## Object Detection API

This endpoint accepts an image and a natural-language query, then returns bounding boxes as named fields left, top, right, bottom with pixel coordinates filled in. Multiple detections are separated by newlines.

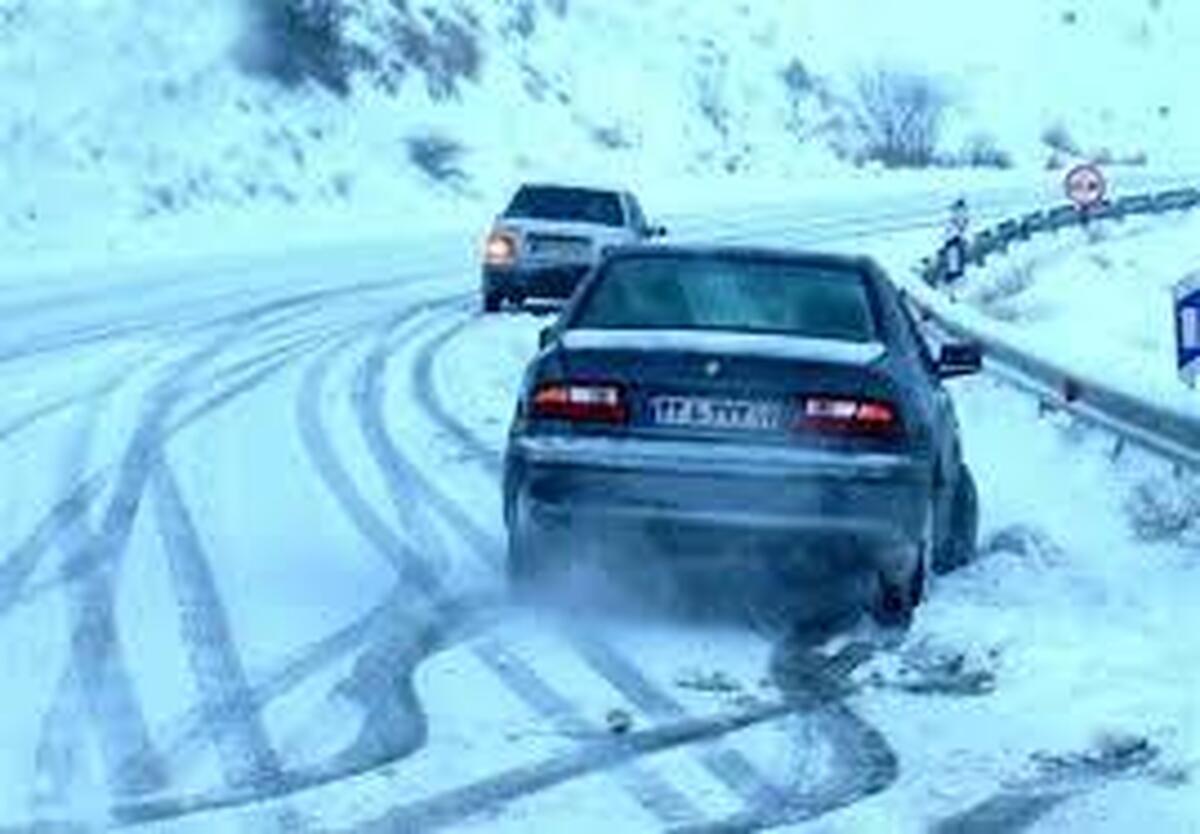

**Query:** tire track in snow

left=30, top=395, right=108, bottom=814
left=408, top=307, right=793, bottom=811
left=148, top=460, right=288, bottom=792
left=42, top=317, right=258, bottom=801
left=929, top=738, right=1165, bottom=834
left=147, top=459, right=309, bottom=834
left=39, top=297, right=477, bottom=825
left=1, top=296, right=366, bottom=618
left=0, top=372, right=129, bottom=446
left=155, top=590, right=395, bottom=780
left=4, top=284, right=423, bottom=829
left=0, top=475, right=105, bottom=618
left=669, top=637, right=896, bottom=833
left=61, top=313, right=497, bottom=825
left=344, top=303, right=705, bottom=827
left=103, top=597, right=489, bottom=829
left=342, top=696, right=801, bottom=834
left=20, top=288, right=373, bottom=813
left=411, top=305, right=903, bottom=831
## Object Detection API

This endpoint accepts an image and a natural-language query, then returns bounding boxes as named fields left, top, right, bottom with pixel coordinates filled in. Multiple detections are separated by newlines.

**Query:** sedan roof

left=597, top=244, right=880, bottom=275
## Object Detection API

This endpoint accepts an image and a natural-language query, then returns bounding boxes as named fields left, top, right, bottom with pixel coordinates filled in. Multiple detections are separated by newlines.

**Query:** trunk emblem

left=703, top=359, right=722, bottom=378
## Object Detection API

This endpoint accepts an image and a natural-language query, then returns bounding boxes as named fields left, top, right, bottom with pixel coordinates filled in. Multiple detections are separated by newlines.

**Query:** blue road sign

left=1175, top=275, right=1200, bottom=385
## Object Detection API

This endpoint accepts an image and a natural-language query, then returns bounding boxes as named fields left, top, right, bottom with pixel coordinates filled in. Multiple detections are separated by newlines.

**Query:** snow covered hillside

left=954, top=211, right=1200, bottom=416
left=3, top=0, right=1200, bottom=264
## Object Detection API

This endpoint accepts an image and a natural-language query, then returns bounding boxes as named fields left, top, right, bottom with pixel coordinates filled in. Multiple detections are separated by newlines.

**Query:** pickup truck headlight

left=484, top=231, right=518, bottom=266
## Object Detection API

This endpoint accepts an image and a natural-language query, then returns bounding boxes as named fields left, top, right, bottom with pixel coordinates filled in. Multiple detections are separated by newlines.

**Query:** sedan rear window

left=572, top=255, right=878, bottom=342
left=504, top=186, right=625, bottom=227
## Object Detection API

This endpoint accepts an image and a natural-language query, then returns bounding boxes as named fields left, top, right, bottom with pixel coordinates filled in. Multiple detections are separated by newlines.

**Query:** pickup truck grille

left=526, top=234, right=592, bottom=260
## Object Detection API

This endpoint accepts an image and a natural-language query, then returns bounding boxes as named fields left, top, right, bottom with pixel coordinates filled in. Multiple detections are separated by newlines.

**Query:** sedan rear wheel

left=870, top=556, right=924, bottom=629
left=933, top=464, right=979, bottom=575
left=869, top=507, right=932, bottom=629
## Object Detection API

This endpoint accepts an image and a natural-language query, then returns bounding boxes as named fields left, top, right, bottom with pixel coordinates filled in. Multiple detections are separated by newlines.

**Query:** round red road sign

left=1064, top=163, right=1107, bottom=208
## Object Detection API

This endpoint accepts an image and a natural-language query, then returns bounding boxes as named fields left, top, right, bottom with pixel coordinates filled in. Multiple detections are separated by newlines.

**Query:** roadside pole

left=1064, top=162, right=1107, bottom=240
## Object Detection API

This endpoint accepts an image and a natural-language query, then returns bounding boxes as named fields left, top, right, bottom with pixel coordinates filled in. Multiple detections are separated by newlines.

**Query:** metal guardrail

left=908, top=185, right=1200, bottom=470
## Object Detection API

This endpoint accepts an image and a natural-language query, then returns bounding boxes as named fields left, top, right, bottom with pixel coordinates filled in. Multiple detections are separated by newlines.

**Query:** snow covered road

left=1, top=190, right=1197, bottom=833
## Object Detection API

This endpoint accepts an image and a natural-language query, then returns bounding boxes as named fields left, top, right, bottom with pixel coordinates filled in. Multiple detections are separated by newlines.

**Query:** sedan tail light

left=796, top=396, right=901, bottom=437
left=531, top=381, right=628, bottom=424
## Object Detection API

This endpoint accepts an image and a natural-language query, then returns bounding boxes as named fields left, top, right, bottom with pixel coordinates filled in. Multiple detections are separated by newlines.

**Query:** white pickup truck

left=481, top=184, right=667, bottom=312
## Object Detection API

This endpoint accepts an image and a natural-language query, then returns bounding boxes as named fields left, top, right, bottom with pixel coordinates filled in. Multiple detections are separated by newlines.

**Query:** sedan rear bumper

left=506, top=435, right=932, bottom=571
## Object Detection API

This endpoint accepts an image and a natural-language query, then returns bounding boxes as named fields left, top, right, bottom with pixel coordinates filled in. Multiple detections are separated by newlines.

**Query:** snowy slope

left=3, top=0, right=1200, bottom=265
left=948, top=211, right=1200, bottom=417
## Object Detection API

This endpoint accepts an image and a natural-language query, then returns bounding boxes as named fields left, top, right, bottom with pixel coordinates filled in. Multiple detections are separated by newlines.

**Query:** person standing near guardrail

left=939, top=197, right=969, bottom=286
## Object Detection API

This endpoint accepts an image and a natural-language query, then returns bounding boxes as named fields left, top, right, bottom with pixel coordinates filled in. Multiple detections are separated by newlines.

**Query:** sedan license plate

left=649, top=396, right=788, bottom=431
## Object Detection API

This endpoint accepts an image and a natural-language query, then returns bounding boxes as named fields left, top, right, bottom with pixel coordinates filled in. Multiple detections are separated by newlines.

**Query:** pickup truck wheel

left=483, top=292, right=502, bottom=313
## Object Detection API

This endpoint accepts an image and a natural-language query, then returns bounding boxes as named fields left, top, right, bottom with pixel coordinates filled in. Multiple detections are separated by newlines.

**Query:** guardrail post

left=1109, top=436, right=1126, bottom=462
left=1062, top=378, right=1080, bottom=403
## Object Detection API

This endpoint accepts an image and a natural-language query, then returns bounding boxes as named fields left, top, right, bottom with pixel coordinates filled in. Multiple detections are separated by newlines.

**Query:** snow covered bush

left=237, top=0, right=360, bottom=96
left=959, top=133, right=1013, bottom=169
left=361, top=4, right=483, bottom=100
left=695, top=44, right=732, bottom=140
left=1126, top=477, right=1200, bottom=543
left=236, top=1, right=483, bottom=101
left=781, top=58, right=814, bottom=98
left=969, top=255, right=1036, bottom=320
left=405, top=133, right=467, bottom=185
left=849, top=68, right=948, bottom=167
left=1041, top=122, right=1081, bottom=156
left=500, top=0, right=569, bottom=40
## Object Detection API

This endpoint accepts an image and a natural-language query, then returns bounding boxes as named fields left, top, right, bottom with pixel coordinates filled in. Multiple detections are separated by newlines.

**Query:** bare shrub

left=850, top=69, right=949, bottom=167
left=780, top=59, right=814, bottom=98
left=406, top=133, right=467, bottom=184
left=1126, top=478, right=1200, bottom=542
left=960, top=133, right=1013, bottom=169
left=503, top=0, right=537, bottom=39
left=591, top=125, right=634, bottom=150
left=696, top=46, right=731, bottom=139
left=0, top=1, right=29, bottom=28
left=1042, top=122, right=1081, bottom=156
left=1094, top=148, right=1149, bottom=167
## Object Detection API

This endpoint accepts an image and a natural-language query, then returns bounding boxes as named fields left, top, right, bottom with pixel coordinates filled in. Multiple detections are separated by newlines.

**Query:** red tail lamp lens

left=531, top=382, right=628, bottom=424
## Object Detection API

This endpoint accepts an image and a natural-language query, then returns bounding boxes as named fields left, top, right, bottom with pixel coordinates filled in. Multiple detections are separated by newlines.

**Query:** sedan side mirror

left=538, top=326, right=555, bottom=349
left=937, top=342, right=982, bottom=378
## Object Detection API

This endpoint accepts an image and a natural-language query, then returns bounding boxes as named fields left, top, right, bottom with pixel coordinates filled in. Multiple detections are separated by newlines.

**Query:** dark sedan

left=502, top=246, right=981, bottom=625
